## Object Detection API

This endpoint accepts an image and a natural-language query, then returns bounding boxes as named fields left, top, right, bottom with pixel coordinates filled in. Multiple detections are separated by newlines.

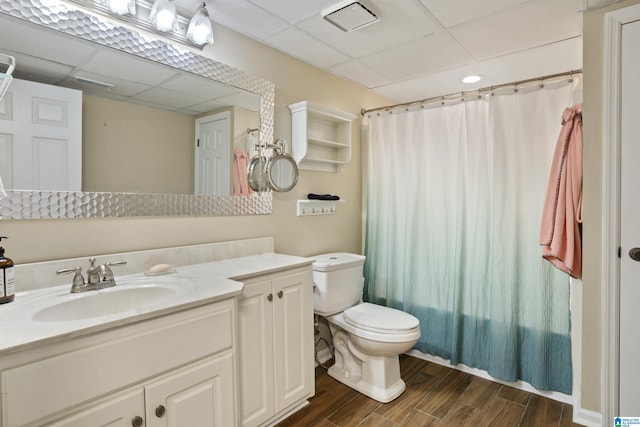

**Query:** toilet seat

left=329, top=303, right=421, bottom=343
left=344, top=303, right=419, bottom=334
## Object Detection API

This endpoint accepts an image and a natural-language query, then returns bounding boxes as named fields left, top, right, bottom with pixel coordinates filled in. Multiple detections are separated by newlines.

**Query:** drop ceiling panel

left=329, top=60, right=392, bottom=89
left=159, top=74, right=240, bottom=99
left=479, top=37, right=582, bottom=84
left=296, top=0, right=441, bottom=58
left=248, top=0, right=336, bottom=24
left=61, top=72, right=152, bottom=97
left=80, top=50, right=179, bottom=86
left=418, top=0, right=530, bottom=28
left=132, top=87, right=205, bottom=109
left=266, top=27, right=350, bottom=68
left=450, top=0, right=581, bottom=61
left=10, top=55, right=74, bottom=85
left=359, top=32, right=473, bottom=81
left=0, top=17, right=97, bottom=68
left=370, top=83, right=423, bottom=104
left=208, top=0, right=290, bottom=40
left=398, top=63, right=497, bottom=101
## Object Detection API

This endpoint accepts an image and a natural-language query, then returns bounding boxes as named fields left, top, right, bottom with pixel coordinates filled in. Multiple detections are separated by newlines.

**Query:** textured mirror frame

left=0, top=0, right=273, bottom=219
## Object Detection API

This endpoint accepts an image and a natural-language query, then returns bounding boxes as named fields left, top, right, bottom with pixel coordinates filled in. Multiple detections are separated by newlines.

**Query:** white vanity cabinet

left=238, top=266, right=315, bottom=427
left=0, top=299, right=237, bottom=427
left=47, top=354, right=234, bottom=427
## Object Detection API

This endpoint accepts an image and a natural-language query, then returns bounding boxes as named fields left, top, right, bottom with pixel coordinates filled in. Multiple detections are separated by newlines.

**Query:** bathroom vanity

left=0, top=238, right=315, bottom=427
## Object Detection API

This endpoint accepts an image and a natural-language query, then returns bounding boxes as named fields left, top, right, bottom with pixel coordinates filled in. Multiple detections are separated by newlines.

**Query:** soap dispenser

left=0, top=236, right=15, bottom=304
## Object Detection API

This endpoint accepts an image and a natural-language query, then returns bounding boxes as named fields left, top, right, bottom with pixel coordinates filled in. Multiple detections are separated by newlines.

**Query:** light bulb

left=187, top=3, right=214, bottom=45
left=108, top=0, right=134, bottom=15
left=150, top=0, right=177, bottom=32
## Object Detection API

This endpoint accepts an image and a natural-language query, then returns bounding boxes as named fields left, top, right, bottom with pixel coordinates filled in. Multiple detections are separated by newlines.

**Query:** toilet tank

left=312, top=253, right=366, bottom=316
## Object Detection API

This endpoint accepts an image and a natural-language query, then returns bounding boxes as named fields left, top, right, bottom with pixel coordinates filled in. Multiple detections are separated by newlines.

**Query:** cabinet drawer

left=2, top=302, right=233, bottom=426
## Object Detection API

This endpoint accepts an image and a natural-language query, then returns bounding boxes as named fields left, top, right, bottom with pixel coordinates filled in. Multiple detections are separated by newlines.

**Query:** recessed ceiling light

left=463, top=75, right=482, bottom=84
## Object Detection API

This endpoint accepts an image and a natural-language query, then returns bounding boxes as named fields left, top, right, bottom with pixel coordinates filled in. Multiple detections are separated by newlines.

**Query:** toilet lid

left=343, top=303, right=419, bottom=333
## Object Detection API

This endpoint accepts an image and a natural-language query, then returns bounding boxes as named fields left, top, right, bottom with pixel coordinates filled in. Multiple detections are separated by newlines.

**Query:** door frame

left=602, top=3, right=640, bottom=422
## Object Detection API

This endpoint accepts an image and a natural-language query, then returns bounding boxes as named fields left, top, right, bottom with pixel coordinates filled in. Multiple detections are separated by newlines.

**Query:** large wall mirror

left=0, top=0, right=273, bottom=219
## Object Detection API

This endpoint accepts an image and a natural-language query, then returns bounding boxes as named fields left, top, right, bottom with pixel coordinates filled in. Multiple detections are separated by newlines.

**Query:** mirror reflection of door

left=194, top=111, right=231, bottom=196
left=0, top=78, right=81, bottom=191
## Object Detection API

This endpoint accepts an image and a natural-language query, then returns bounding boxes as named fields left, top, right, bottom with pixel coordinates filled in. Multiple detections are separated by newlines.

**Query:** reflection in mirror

left=0, top=12, right=260, bottom=195
left=0, top=0, right=274, bottom=219
left=267, top=155, right=299, bottom=193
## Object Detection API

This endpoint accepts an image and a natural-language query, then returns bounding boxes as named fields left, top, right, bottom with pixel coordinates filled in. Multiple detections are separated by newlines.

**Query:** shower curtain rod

left=360, top=68, right=582, bottom=116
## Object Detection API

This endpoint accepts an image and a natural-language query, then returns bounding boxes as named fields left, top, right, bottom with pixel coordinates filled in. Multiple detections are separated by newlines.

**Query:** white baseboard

left=573, top=407, right=603, bottom=427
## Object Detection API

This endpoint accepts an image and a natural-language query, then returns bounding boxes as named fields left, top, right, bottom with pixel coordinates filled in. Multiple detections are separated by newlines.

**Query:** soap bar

left=145, top=263, right=175, bottom=276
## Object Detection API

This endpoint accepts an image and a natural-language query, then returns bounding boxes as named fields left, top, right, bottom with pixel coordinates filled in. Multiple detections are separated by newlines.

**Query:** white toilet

left=312, top=253, right=421, bottom=403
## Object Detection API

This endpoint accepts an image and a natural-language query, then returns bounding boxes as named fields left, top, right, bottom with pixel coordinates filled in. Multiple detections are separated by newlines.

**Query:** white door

left=194, top=111, right=230, bottom=196
left=620, top=18, right=640, bottom=416
left=0, top=78, right=82, bottom=191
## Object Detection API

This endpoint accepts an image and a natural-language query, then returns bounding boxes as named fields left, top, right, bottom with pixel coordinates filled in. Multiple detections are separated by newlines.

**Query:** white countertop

left=0, top=253, right=313, bottom=356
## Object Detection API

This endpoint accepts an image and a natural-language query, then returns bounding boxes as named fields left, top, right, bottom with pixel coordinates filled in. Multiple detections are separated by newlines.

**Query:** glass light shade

left=107, top=0, right=135, bottom=15
left=149, top=0, right=177, bottom=32
left=187, top=3, right=214, bottom=45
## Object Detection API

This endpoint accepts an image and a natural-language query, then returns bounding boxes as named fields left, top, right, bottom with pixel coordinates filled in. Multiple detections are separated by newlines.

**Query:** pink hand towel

left=540, top=104, right=583, bottom=279
left=233, top=149, right=253, bottom=195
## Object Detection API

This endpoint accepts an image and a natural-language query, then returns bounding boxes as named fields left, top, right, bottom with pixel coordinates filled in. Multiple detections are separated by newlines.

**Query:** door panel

left=194, top=112, right=230, bottom=196
left=620, top=18, right=640, bottom=416
left=0, top=78, right=81, bottom=190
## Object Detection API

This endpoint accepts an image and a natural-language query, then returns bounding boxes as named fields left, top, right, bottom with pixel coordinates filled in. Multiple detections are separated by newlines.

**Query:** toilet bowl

left=312, top=253, right=421, bottom=403
left=326, top=303, right=420, bottom=402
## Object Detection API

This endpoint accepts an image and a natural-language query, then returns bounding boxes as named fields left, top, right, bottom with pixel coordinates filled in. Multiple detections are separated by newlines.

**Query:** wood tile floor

left=276, top=355, right=584, bottom=427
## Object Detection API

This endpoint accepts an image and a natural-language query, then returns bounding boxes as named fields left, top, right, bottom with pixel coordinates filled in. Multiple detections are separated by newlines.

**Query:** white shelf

left=297, top=199, right=344, bottom=216
left=289, top=101, right=356, bottom=173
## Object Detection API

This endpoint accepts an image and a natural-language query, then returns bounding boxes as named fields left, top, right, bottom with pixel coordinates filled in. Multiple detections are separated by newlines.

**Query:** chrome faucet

left=57, top=257, right=127, bottom=293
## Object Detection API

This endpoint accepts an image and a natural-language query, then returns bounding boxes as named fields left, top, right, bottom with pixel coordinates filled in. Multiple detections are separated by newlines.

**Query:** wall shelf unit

left=289, top=101, right=356, bottom=172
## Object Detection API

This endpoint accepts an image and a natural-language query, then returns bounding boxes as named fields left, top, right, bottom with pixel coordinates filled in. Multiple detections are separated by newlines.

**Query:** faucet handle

left=56, top=266, right=85, bottom=292
left=101, top=260, right=127, bottom=282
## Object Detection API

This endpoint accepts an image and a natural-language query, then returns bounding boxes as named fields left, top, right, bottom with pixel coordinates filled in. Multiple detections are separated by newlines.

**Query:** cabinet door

left=145, top=353, right=235, bottom=427
left=238, top=279, right=275, bottom=427
left=45, top=389, right=144, bottom=427
left=273, top=271, right=315, bottom=411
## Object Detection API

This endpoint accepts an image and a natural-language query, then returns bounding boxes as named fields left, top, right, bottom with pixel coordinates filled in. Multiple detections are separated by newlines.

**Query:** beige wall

left=582, top=0, right=640, bottom=413
left=2, top=21, right=390, bottom=265
left=82, top=95, right=195, bottom=194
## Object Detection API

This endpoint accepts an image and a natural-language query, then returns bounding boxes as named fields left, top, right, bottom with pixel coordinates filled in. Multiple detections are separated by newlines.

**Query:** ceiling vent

left=321, top=1, right=380, bottom=32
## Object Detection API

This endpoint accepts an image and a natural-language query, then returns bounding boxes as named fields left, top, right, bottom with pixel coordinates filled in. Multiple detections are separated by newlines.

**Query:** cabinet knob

left=277, top=290, right=283, bottom=299
left=267, top=293, right=273, bottom=302
left=155, top=405, right=166, bottom=418
left=131, top=416, right=144, bottom=427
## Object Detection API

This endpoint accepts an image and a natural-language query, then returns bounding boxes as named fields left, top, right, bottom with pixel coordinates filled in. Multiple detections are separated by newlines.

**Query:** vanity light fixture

left=187, top=2, right=214, bottom=46
left=106, top=0, right=135, bottom=15
left=65, top=0, right=210, bottom=48
left=149, top=0, right=177, bottom=32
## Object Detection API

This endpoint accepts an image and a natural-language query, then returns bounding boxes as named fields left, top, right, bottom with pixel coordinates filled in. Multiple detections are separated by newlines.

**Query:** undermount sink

left=32, top=282, right=181, bottom=322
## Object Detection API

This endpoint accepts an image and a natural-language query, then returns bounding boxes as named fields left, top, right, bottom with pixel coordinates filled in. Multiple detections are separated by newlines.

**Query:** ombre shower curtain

left=364, top=83, right=573, bottom=394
